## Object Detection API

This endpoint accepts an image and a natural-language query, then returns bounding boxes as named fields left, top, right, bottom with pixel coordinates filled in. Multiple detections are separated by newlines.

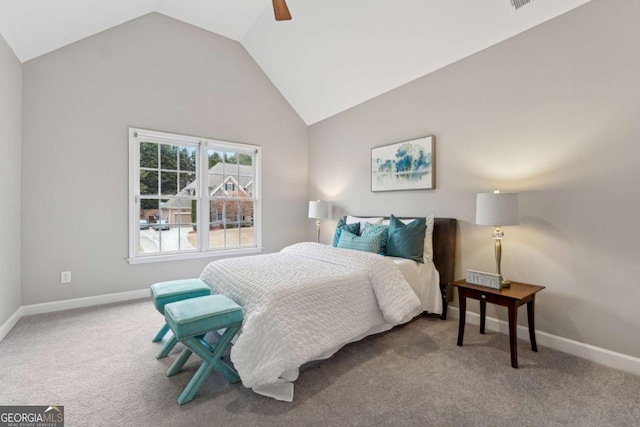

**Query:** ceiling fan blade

left=272, top=0, right=292, bottom=21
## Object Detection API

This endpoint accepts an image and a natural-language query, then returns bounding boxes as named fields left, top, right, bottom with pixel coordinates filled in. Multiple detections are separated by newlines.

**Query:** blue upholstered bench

left=150, top=279, right=211, bottom=359
left=164, top=294, right=244, bottom=405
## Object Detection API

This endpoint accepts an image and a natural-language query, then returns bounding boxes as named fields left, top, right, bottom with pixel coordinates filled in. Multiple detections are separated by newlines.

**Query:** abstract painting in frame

left=371, top=136, right=435, bottom=192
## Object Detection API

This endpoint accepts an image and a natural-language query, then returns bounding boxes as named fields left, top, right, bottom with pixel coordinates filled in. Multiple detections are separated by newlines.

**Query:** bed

left=199, top=216, right=457, bottom=401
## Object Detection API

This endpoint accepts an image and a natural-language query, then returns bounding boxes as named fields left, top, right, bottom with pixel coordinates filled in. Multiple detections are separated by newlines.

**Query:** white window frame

left=128, top=128, right=262, bottom=264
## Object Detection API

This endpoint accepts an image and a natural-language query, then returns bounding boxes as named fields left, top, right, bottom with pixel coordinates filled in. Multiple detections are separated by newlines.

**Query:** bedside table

left=451, top=279, right=545, bottom=368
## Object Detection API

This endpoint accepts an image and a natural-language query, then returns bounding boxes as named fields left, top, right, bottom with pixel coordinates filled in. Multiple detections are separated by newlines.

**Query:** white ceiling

left=0, top=0, right=592, bottom=124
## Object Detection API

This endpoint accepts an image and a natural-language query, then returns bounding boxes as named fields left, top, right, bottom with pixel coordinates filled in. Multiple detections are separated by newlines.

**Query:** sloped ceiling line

left=0, top=0, right=592, bottom=124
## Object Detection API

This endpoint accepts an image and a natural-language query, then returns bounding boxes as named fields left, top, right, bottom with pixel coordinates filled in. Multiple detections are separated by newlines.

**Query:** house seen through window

left=129, top=128, right=261, bottom=263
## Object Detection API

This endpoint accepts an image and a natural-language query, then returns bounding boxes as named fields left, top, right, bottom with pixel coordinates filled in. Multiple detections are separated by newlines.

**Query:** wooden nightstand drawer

left=464, top=288, right=502, bottom=305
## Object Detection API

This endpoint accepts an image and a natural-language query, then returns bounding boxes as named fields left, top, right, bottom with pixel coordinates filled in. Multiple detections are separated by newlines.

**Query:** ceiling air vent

left=511, top=0, right=534, bottom=9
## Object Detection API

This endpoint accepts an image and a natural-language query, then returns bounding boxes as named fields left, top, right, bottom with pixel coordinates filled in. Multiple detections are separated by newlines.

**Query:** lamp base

left=501, top=279, right=511, bottom=288
left=315, top=219, right=321, bottom=243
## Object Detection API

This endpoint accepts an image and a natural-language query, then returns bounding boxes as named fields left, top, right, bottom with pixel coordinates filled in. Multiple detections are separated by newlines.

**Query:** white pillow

left=424, top=214, right=435, bottom=262
left=346, top=216, right=384, bottom=234
left=382, top=215, right=434, bottom=262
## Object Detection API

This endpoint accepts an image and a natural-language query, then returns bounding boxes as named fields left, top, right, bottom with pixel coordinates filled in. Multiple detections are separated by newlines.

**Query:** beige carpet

left=1, top=298, right=639, bottom=426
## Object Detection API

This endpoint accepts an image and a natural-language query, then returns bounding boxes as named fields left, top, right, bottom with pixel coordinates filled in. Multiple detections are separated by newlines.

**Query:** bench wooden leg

left=178, top=359, right=217, bottom=405
left=152, top=323, right=170, bottom=342
left=174, top=325, right=242, bottom=405
left=156, top=335, right=178, bottom=359
left=166, top=347, right=193, bottom=377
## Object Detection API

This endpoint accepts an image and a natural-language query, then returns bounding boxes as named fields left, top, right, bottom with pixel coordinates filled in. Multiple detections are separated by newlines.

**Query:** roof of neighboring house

left=161, top=190, right=192, bottom=210
left=163, top=163, right=253, bottom=210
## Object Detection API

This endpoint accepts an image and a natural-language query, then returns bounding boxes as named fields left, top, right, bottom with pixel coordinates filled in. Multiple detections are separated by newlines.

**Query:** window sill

left=127, top=247, right=263, bottom=264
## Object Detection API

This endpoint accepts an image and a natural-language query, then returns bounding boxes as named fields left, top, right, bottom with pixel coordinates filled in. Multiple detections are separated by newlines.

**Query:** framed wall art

left=371, top=135, right=435, bottom=192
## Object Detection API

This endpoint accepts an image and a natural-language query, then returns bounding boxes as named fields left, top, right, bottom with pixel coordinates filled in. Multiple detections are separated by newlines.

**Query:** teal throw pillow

left=385, top=215, right=426, bottom=263
left=337, top=230, right=382, bottom=254
left=332, top=218, right=361, bottom=247
left=362, top=223, right=389, bottom=255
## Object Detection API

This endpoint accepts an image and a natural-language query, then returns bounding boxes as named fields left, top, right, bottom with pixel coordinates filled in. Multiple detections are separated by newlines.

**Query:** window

left=128, top=128, right=261, bottom=263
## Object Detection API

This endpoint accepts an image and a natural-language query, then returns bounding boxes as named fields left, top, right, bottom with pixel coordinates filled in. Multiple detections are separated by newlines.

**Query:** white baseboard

left=447, top=306, right=640, bottom=376
left=21, top=289, right=150, bottom=316
left=0, top=289, right=150, bottom=343
left=0, top=306, right=24, bottom=343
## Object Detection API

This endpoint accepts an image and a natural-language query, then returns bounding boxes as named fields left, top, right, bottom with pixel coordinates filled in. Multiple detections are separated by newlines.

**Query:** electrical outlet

left=61, top=271, right=72, bottom=283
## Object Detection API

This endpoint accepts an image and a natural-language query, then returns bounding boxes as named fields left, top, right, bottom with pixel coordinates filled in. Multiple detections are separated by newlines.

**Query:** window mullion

left=223, top=200, right=227, bottom=248
left=252, top=151, right=259, bottom=248
left=156, top=144, right=161, bottom=196
left=130, top=134, right=141, bottom=259
left=199, top=142, right=209, bottom=252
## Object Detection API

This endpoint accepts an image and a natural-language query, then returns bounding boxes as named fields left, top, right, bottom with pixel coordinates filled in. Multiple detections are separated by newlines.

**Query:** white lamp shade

left=476, top=192, right=519, bottom=226
left=308, top=200, right=329, bottom=219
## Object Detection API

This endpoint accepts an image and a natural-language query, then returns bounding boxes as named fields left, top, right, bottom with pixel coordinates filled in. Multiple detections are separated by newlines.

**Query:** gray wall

left=0, top=33, right=22, bottom=325
left=309, top=0, right=640, bottom=358
left=22, top=13, right=308, bottom=305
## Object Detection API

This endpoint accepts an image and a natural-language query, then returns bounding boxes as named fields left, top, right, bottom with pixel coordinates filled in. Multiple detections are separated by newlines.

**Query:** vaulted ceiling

left=0, top=0, right=591, bottom=124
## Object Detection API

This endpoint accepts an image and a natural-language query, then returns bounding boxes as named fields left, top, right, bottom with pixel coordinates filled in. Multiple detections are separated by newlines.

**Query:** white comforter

left=199, top=242, right=422, bottom=392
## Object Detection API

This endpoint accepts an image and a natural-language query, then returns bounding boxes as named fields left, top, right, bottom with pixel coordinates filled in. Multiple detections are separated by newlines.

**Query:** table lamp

left=308, top=200, right=329, bottom=243
left=476, top=191, right=519, bottom=287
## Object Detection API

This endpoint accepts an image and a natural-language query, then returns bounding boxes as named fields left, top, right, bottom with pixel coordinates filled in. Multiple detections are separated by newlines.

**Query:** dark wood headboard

left=432, top=218, right=457, bottom=305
